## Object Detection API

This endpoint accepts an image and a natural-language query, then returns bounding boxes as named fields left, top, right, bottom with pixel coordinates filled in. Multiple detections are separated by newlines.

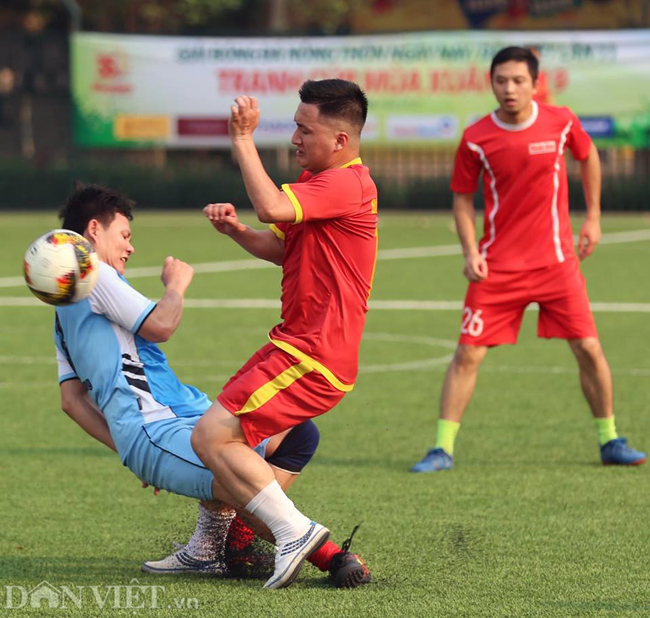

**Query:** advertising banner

left=71, top=30, right=650, bottom=148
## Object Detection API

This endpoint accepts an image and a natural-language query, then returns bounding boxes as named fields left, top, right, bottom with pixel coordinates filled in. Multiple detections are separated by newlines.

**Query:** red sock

left=307, top=540, right=341, bottom=572
left=227, top=516, right=256, bottom=551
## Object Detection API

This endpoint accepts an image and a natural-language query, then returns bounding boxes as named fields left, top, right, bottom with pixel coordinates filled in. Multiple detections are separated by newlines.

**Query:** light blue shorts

left=124, top=416, right=269, bottom=502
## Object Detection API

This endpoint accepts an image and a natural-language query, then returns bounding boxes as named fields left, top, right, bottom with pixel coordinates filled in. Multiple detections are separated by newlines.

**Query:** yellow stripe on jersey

left=281, top=159, right=362, bottom=225
left=371, top=198, right=378, bottom=214
left=269, top=224, right=285, bottom=241
left=268, top=336, right=355, bottom=392
left=235, top=362, right=314, bottom=415
left=340, top=157, right=363, bottom=168
left=281, top=184, right=303, bottom=224
left=368, top=229, right=379, bottom=298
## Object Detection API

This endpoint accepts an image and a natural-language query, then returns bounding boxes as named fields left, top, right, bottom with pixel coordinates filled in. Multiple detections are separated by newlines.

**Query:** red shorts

left=218, top=343, right=345, bottom=447
left=459, top=258, right=598, bottom=346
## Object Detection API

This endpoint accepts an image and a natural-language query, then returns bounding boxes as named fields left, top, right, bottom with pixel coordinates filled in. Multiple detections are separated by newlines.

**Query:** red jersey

left=268, top=158, right=378, bottom=391
left=533, top=72, right=552, bottom=105
left=451, top=102, right=592, bottom=271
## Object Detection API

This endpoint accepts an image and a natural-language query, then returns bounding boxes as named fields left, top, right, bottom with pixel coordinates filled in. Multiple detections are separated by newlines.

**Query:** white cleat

left=263, top=522, right=330, bottom=589
left=141, top=550, right=227, bottom=576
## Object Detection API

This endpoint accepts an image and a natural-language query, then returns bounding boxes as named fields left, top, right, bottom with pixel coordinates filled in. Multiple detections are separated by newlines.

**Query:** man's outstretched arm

left=229, top=96, right=296, bottom=223
left=138, top=257, right=194, bottom=343
left=60, top=379, right=161, bottom=494
left=204, top=202, right=284, bottom=265
left=60, top=379, right=116, bottom=452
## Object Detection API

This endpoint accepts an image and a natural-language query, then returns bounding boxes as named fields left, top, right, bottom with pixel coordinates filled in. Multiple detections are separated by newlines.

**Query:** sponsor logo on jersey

left=528, top=141, right=556, bottom=155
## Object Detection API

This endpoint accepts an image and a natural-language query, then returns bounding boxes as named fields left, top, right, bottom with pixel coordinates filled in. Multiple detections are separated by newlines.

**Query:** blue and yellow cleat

left=600, top=438, right=647, bottom=466
left=410, top=447, right=454, bottom=473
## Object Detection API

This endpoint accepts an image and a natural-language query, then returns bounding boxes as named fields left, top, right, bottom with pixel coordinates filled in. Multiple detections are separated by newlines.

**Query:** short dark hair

left=490, top=46, right=539, bottom=83
left=59, top=183, right=134, bottom=235
left=298, top=79, right=368, bottom=132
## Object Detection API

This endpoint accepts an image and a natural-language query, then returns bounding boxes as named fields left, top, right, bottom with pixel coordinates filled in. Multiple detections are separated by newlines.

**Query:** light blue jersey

left=55, top=261, right=211, bottom=462
left=55, top=261, right=270, bottom=501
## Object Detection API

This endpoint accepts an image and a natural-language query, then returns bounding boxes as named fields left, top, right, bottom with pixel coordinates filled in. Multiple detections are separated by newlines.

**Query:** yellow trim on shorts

left=236, top=362, right=314, bottom=415
left=268, top=336, right=355, bottom=393
left=281, top=184, right=303, bottom=224
left=269, top=224, right=285, bottom=241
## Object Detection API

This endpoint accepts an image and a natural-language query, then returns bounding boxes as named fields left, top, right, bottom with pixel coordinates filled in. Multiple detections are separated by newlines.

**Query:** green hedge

left=1, top=161, right=648, bottom=211
left=0, top=160, right=255, bottom=210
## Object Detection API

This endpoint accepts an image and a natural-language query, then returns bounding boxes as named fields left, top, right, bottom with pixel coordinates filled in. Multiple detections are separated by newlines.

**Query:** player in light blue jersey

left=54, top=184, right=369, bottom=587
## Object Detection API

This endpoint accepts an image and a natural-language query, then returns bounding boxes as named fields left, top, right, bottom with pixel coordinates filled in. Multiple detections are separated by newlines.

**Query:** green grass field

left=1, top=211, right=649, bottom=617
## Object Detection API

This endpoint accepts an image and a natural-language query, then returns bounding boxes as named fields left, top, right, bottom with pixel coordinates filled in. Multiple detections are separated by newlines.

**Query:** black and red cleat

left=224, top=516, right=275, bottom=579
left=328, top=525, right=371, bottom=589
left=225, top=536, right=275, bottom=579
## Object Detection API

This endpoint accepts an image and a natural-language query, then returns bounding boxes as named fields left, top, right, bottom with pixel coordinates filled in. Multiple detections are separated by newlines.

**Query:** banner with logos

left=71, top=30, right=650, bottom=148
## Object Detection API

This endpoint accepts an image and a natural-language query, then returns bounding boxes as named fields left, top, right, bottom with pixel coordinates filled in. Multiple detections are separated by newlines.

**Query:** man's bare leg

left=440, top=344, right=489, bottom=423
left=568, top=337, right=618, bottom=446
left=203, top=434, right=301, bottom=546
left=567, top=337, right=612, bottom=419
left=412, top=344, right=488, bottom=472
left=191, top=404, right=275, bottom=504
left=191, top=402, right=328, bottom=588
left=567, top=336, right=646, bottom=464
left=143, top=431, right=309, bottom=573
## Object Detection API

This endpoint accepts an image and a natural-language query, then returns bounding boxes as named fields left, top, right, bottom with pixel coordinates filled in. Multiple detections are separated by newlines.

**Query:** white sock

left=184, top=502, right=236, bottom=560
left=245, top=480, right=311, bottom=547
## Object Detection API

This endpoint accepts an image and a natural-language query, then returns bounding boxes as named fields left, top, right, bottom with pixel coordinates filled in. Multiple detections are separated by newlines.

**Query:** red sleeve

left=281, top=168, right=363, bottom=223
left=450, top=137, right=482, bottom=194
left=565, top=111, right=592, bottom=161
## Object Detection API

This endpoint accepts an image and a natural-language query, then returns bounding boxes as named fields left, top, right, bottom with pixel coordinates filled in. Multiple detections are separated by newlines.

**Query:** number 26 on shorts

left=461, top=307, right=484, bottom=337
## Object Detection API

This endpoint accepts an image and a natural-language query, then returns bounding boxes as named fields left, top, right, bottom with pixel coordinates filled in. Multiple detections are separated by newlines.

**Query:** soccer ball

left=23, top=229, right=99, bottom=306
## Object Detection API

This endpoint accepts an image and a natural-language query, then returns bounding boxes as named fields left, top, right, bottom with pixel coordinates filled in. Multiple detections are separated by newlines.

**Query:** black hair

left=59, top=183, right=134, bottom=234
left=490, top=46, right=539, bottom=83
left=298, top=79, right=368, bottom=131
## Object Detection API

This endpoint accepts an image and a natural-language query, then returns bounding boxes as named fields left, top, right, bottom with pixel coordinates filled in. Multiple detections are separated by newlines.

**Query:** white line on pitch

left=2, top=297, right=650, bottom=312
left=588, top=229, right=650, bottom=245
left=1, top=364, right=648, bottom=387
left=3, top=228, right=649, bottom=289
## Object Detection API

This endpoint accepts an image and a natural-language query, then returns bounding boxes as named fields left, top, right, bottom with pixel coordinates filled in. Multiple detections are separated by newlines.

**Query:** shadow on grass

left=0, top=556, right=138, bottom=584
left=0, top=557, right=347, bottom=591
left=0, top=555, right=257, bottom=587
left=315, top=455, right=419, bottom=473
left=460, top=459, right=603, bottom=468
left=316, top=454, right=607, bottom=474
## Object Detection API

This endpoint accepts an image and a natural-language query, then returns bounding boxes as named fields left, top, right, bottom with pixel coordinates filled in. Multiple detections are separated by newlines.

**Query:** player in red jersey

left=412, top=47, right=646, bottom=473
left=191, top=79, right=377, bottom=588
left=529, top=47, right=553, bottom=105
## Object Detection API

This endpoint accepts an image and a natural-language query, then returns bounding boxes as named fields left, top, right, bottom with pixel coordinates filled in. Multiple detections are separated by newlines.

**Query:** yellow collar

left=340, top=157, right=362, bottom=168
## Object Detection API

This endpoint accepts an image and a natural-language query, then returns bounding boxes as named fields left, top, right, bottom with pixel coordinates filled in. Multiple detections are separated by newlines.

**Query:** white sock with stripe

left=245, top=480, right=311, bottom=547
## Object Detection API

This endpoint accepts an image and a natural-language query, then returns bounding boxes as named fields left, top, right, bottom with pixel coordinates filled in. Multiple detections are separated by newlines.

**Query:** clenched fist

left=204, top=202, right=247, bottom=236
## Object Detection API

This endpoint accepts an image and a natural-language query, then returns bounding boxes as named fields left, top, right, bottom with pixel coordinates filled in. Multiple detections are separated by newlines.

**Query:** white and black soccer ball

left=23, top=229, right=99, bottom=306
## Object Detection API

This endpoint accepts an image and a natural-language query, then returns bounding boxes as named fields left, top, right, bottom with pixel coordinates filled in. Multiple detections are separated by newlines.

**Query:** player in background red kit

left=192, top=79, right=377, bottom=589
left=529, top=46, right=553, bottom=105
left=411, top=47, right=646, bottom=473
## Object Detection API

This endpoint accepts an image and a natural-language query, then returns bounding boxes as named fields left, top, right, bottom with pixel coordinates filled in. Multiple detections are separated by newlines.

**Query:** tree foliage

left=2, top=0, right=374, bottom=34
